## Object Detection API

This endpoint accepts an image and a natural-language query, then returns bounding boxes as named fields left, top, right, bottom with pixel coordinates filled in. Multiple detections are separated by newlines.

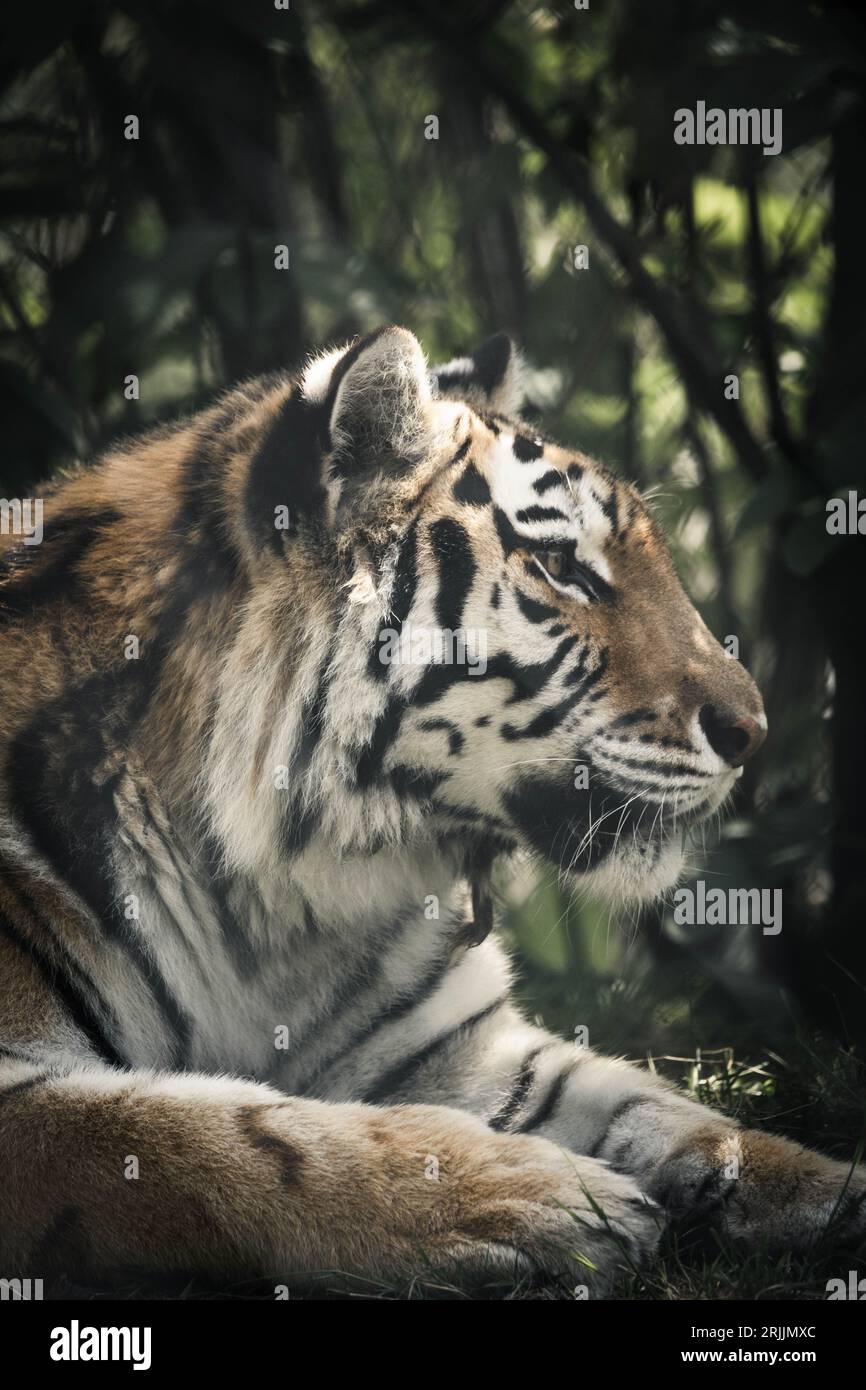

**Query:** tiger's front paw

left=360, top=1105, right=661, bottom=1293
left=652, top=1126, right=866, bottom=1251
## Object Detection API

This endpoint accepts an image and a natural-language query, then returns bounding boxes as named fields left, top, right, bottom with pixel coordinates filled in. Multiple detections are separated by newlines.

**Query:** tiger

left=0, top=324, right=863, bottom=1296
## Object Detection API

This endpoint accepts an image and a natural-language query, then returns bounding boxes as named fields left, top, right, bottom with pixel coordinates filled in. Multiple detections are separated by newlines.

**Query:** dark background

left=2, top=0, right=865, bottom=1295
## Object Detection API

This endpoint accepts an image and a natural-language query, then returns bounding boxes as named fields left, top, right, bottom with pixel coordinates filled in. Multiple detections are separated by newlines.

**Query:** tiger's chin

left=501, top=769, right=736, bottom=908
left=571, top=777, right=735, bottom=907
left=577, top=832, right=687, bottom=907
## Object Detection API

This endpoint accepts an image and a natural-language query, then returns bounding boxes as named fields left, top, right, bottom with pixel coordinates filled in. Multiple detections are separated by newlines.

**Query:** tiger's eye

left=541, top=548, right=566, bottom=579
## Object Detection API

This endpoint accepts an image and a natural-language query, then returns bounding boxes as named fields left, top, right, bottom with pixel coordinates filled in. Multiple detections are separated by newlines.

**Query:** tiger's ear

left=306, top=325, right=434, bottom=480
left=245, top=328, right=433, bottom=552
left=432, top=333, right=525, bottom=417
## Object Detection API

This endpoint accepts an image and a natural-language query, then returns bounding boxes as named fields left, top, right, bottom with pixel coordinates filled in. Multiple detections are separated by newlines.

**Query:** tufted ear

left=432, top=333, right=526, bottom=417
left=304, top=325, right=434, bottom=480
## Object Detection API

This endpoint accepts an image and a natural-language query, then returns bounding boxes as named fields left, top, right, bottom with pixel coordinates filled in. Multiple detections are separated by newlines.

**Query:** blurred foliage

left=2, top=0, right=866, bottom=1062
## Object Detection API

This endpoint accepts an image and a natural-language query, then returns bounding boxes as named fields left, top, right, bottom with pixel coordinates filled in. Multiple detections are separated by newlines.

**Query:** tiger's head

left=222, top=323, right=765, bottom=907
left=3, top=323, right=764, bottom=916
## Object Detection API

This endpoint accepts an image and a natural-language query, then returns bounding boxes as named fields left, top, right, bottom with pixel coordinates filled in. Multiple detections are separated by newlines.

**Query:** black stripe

left=515, top=589, right=559, bottom=624
left=6, top=692, right=194, bottom=1066
left=569, top=562, right=615, bottom=606
left=600, top=485, right=620, bottom=537
left=515, top=506, right=568, bottom=524
left=391, top=520, right=421, bottom=627
left=512, top=434, right=544, bottom=463
left=484, top=635, right=578, bottom=703
left=306, top=942, right=465, bottom=1094
left=358, top=625, right=578, bottom=785
left=129, top=857, right=202, bottom=973
left=516, top=1059, right=579, bottom=1132
left=409, top=633, right=579, bottom=714
left=130, top=786, right=212, bottom=970
left=419, top=718, right=464, bottom=755
left=429, top=799, right=512, bottom=833
left=493, top=506, right=523, bottom=557
left=368, top=533, right=416, bottom=683
left=0, top=907, right=127, bottom=1069
left=433, top=367, right=471, bottom=393
left=361, top=999, right=506, bottom=1105
left=320, top=328, right=390, bottom=455
left=238, top=1105, right=304, bottom=1185
left=282, top=633, right=338, bottom=845
left=0, top=509, right=122, bottom=621
left=429, top=517, right=476, bottom=632
left=282, top=803, right=320, bottom=856
left=176, top=402, right=245, bottom=574
left=293, top=912, right=420, bottom=1092
left=469, top=333, right=512, bottom=396
left=610, top=709, right=657, bottom=729
left=408, top=442, right=470, bottom=512
left=245, top=389, right=326, bottom=547
left=452, top=461, right=491, bottom=507
left=564, top=648, right=609, bottom=694
left=588, top=1095, right=659, bottom=1158
left=639, top=732, right=691, bottom=750
left=295, top=634, right=338, bottom=763
left=355, top=693, right=407, bottom=788
left=488, top=1043, right=553, bottom=1131
left=389, top=765, right=449, bottom=800
left=199, top=835, right=261, bottom=981
left=502, top=775, right=596, bottom=868
left=502, top=686, right=584, bottom=741
left=369, top=521, right=420, bottom=682
left=533, top=470, right=565, bottom=496
left=596, top=750, right=712, bottom=779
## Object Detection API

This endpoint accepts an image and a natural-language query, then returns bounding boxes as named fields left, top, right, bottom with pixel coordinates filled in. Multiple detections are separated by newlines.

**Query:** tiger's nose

left=699, top=704, right=767, bottom=768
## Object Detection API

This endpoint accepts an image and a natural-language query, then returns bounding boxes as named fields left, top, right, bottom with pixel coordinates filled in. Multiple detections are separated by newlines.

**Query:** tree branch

left=743, top=165, right=813, bottom=485
left=401, top=0, right=770, bottom=482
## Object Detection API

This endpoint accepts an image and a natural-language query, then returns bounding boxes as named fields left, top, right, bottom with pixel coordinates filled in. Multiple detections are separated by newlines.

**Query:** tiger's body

left=0, top=326, right=862, bottom=1294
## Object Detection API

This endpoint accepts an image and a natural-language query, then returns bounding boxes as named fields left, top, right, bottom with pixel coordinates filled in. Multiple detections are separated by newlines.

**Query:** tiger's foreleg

left=0, top=1058, right=657, bottom=1291
left=371, top=981, right=866, bottom=1252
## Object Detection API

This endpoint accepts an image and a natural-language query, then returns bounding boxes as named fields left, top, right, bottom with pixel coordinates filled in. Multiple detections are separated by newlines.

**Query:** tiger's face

left=297, top=327, right=766, bottom=905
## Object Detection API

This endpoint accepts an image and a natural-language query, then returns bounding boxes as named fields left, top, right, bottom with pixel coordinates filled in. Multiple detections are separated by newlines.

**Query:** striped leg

left=346, top=942, right=866, bottom=1251
left=0, top=1057, right=657, bottom=1291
